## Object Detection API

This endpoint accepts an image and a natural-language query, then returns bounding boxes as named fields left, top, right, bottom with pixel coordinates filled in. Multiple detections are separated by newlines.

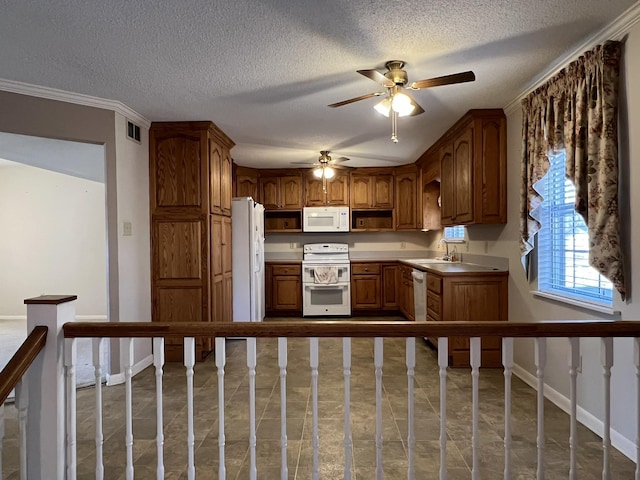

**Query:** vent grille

left=127, top=120, right=141, bottom=142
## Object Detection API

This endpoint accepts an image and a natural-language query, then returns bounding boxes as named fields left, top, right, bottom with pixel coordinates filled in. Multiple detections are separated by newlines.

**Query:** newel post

left=24, top=294, right=77, bottom=480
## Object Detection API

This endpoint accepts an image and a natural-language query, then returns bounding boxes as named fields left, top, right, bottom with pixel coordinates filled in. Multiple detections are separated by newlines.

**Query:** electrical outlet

left=123, top=221, right=132, bottom=236
left=290, top=242, right=296, bottom=249
left=400, top=241, right=406, bottom=249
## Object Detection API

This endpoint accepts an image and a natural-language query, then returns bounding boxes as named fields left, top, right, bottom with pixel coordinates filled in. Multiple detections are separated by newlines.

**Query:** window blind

left=444, top=225, right=465, bottom=240
left=537, top=152, right=613, bottom=305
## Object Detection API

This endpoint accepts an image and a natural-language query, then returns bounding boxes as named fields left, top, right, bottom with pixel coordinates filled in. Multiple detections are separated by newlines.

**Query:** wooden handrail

left=63, top=320, right=640, bottom=339
left=0, top=326, right=48, bottom=405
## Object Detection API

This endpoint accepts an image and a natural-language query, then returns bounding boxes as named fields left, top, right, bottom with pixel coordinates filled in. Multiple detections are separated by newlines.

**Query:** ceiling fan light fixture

left=374, top=97, right=391, bottom=117
left=313, top=167, right=324, bottom=179
left=323, top=166, right=335, bottom=179
left=391, top=92, right=415, bottom=117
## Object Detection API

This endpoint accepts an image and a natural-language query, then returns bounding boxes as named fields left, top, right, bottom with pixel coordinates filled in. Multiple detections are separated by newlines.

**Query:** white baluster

left=93, top=338, right=105, bottom=480
left=247, top=338, right=258, bottom=480
left=406, top=337, right=416, bottom=480
left=635, top=338, right=640, bottom=480
left=470, top=337, right=481, bottom=480
left=374, top=337, right=384, bottom=480
left=124, top=338, right=134, bottom=480
left=601, top=337, right=613, bottom=480
left=343, top=337, right=353, bottom=480
left=0, top=403, right=4, bottom=479
left=568, top=338, right=580, bottom=480
left=278, top=338, right=288, bottom=480
left=535, top=337, right=547, bottom=480
left=216, top=337, right=227, bottom=480
left=502, top=337, right=514, bottom=480
left=65, top=337, right=77, bottom=480
left=15, top=379, right=28, bottom=480
left=310, top=337, right=320, bottom=480
left=184, top=338, right=196, bottom=480
left=153, top=337, right=165, bottom=480
left=438, top=337, right=448, bottom=480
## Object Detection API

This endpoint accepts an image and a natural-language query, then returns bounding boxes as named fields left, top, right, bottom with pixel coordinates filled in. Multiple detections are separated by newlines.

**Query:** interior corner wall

left=0, top=91, right=152, bottom=376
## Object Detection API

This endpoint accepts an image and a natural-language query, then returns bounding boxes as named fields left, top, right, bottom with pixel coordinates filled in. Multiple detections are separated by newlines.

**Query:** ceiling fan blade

left=409, top=71, right=476, bottom=90
left=331, top=156, right=350, bottom=163
left=328, top=92, right=384, bottom=108
left=357, top=69, right=395, bottom=87
left=291, top=161, right=317, bottom=165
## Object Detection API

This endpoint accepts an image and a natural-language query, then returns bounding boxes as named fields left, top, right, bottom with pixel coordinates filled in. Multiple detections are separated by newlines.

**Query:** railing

left=0, top=325, right=47, bottom=480
left=2, top=295, right=640, bottom=479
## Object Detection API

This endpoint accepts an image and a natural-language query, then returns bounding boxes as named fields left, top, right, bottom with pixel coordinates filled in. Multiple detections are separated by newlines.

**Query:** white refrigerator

left=232, top=197, right=265, bottom=322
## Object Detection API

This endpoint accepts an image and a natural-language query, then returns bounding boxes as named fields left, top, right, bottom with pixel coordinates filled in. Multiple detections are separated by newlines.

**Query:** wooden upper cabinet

left=349, top=169, right=394, bottom=209
left=259, top=172, right=303, bottom=210
left=151, top=133, right=203, bottom=210
left=220, top=149, right=232, bottom=215
left=234, top=165, right=259, bottom=200
left=395, top=168, right=418, bottom=230
left=438, top=109, right=507, bottom=226
left=209, top=141, right=222, bottom=215
left=305, top=170, right=349, bottom=206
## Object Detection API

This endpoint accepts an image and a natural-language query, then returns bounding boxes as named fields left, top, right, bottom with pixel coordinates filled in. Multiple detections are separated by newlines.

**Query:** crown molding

left=0, top=78, right=151, bottom=128
left=503, top=1, right=640, bottom=116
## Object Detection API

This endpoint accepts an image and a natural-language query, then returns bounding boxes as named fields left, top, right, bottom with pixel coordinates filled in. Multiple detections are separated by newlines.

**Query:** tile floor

left=1, top=333, right=637, bottom=479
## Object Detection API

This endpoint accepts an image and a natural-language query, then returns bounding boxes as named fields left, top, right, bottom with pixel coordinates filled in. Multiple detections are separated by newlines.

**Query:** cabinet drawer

left=352, top=263, right=381, bottom=275
left=426, top=275, right=442, bottom=294
left=426, top=291, right=441, bottom=319
left=271, top=264, right=301, bottom=276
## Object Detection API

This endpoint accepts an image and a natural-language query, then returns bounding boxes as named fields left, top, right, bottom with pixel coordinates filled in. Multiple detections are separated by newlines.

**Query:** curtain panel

left=520, top=40, right=626, bottom=300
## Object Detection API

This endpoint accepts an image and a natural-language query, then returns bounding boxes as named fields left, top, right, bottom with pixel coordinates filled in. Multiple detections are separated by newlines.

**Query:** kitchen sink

left=405, top=258, right=451, bottom=264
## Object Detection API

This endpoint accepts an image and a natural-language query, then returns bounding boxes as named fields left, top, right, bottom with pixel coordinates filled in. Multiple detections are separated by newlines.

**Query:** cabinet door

left=422, top=177, right=442, bottom=231
left=260, top=177, right=281, bottom=209
left=209, top=140, right=222, bottom=214
left=265, top=264, right=273, bottom=311
left=453, top=127, right=473, bottom=224
left=304, top=176, right=326, bottom=206
left=273, top=276, right=301, bottom=310
left=381, top=265, right=398, bottom=309
left=395, top=172, right=417, bottom=230
left=281, top=175, right=303, bottom=209
left=236, top=174, right=258, bottom=200
left=221, top=148, right=232, bottom=216
left=350, top=175, right=371, bottom=208
left=372, top=174, right=394, bottom=208
left=439, top=145, right=455, bottom=225
left=352, top=275, right=381, bottom=309
left=222, top=217, right=232, bottom=275
left=326, top=172, right=349, bottom=205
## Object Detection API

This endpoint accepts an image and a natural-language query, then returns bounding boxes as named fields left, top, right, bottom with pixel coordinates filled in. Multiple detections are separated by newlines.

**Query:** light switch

left=123, top=221, right=132, bottom=236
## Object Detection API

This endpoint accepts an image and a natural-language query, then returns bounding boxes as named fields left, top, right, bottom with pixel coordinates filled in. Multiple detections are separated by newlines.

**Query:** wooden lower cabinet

left=426, top=272, right=508, bottom=367
left=351, top=262, right=399, bottom=314
left=265, top=262, right=302, bottom=315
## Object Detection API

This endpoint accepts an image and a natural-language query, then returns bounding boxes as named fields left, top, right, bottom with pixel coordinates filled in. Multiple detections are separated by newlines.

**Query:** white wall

left=111, top=113, right=152, bottom=369
left=0, top=162, right=107, bottom=317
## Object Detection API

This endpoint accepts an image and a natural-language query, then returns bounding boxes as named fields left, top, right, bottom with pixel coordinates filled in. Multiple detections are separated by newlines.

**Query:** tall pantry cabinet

left=149, top=121, right=235, bottom=361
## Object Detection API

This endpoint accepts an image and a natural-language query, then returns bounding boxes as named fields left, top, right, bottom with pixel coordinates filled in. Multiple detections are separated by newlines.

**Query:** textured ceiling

left=0, top=0, right=636, bottom=168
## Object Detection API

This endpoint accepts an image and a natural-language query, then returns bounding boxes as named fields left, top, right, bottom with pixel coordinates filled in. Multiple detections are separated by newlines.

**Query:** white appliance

left=302, top=243, right=351, bottom=316
left=412, top=269, right=427, bottom=322
left=303, top=206, right=349, bottom=232
left=232, top=197, right=265, bottom=322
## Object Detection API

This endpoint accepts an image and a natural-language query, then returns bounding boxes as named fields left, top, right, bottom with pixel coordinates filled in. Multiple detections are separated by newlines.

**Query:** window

left=443, top=225, right=465, bottom=241
left=537, top=152, right=613, bottom=305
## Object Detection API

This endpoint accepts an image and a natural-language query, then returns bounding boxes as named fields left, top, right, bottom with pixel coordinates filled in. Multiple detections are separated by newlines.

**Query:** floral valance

left=520, top=40, right=626, bottom=300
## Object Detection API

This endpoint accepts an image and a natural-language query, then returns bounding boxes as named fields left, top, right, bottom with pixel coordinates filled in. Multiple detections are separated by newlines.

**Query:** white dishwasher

left=411, top=269, right=427, bottom=322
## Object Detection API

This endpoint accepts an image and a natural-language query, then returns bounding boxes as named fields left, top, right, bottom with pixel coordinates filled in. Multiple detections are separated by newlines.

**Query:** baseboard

left=513, top=364, right=636, bottom=461
left=106, top=354, right=153, bottom=386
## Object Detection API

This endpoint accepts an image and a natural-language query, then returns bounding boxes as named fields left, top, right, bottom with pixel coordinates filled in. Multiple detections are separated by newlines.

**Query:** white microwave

left=303, top=206, right=350, bottom=232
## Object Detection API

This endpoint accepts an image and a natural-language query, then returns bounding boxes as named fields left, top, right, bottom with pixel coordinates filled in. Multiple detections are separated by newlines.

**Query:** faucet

left=438, top=237, right=451, bottom=261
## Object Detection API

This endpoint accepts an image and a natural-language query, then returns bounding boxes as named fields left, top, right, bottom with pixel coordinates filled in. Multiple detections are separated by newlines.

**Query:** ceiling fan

left=329, top=60, right=475, bottom=142
left=293, top=151, right=349, bottom=192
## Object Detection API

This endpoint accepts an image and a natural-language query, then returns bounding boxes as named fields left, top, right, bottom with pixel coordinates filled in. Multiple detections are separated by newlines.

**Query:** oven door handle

left=305, top=284, right=348, bottom=289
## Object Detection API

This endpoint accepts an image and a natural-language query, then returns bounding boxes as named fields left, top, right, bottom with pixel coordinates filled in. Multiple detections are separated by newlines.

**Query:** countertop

left=398, top=259, right=508, bottom=274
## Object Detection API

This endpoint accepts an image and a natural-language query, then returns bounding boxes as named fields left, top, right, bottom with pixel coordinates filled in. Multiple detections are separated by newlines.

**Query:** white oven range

left=302, top=243, right=351, bottom=316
